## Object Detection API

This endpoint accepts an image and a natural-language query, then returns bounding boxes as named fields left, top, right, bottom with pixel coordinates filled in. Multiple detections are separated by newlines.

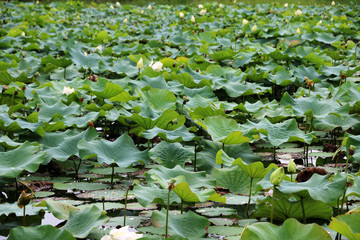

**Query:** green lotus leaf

left=150, top=209, right=209, bottom=238
left=62, top=205, right=109, bottom=239
left=0, top=70, right=30, bottom=85
left=256, top=193, right=333, bottom=221
left=197, top=140, right=261, bottom=173
left=314, top=32, right=343, bottom=44
left=0, top=141, right=46, bottom=178
left=54, top=182, right=110, bottom=191
left=313, top=113, right=360, bottom=131
left=111, top=58, right=138, bottom=78
left=82, top=78, right=124, bottom=99
left=41, top=55, right=72, bottom=68
left=216, top=149, right=235, bottom=167
left=78, top=134, right=149, bottom=167
left=224, top=81, right=270, bottom=98
left=189, top=105, right=227, bottom=120
left=267, top=69, right=295, bottom=86
left=0, top=135, right=22, bottom=149
left=8, top=225, right=75, bottom=240
left=95, top=30, right=111, bottom=43
left=329, top=213, right=360, bottom=240
left=141, top=88, right=177, bottom=111
left=240, top=218, right=332, bottom=240
left=131, top=109, right=185, bottom=130
left=173, top=182, right=200, bottom=202
left=331, top=81, right=360, bottom=106
left=210, top=166, right=259, bottom=194
left=37, top=199, right=79, bottom=220
left=132, top=184, right=181, bottom=207
left=242, top=118, right=312, bottom=146
left=142, top=126, right=195, bottom=142
left=276, top=173, right=347, bottom=204
left=196, top=116, right=250, bottom=144
left=0, top=202, right=45, bottom=216
left=293, top=65, right=326, bottom=82
left=146, top=165, right=214, bottom=190
left=69, top=49, right=112, bottom=73
left=232, top=158, right=278, bottom=179
left=38, top=102, right=79, bottom=122
left=149, top=141, right=193, bottom=168
left=41, top=127, right=98, bottom=163
left=346, top=174, right=360, bottom=198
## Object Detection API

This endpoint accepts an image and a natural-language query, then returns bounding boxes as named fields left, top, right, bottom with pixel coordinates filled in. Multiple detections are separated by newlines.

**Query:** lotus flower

left=284, top=3, right=288, bottom=7
left=123, top=18, right=128, bottom=24
left=179, top=12, right=184, bottom=18
left=149, top=60, right=163, bottom=72
left=147, top=5, right=152, bottom=10
left=296, top=28, right=301, bottom=34
left=191, top=15, right=195, bottom=23
left=198, top=4, right=204, bottom=8
left=110, top=5, right=114, bottom=9
left=199, top=9, right=206, bottom=15
left=21, top=32, right=25, bottom=37
left=295, top=9, right=302, bottom=16
left=141, top=10, right=144, bottom=14
left=219, top=3, right=224, bottom=8
left=95, top=45, right=103, bottom=52
left=242, top=19, right=248, bottom=25
left=331, top=1, right=335, bottom=6
left=116, top=2, right=120, bottom=6
left=251, top=24, right=257, bottom=32
left=62, top=86, right=75, bottom=95
left=100, top=226, right=143, bottom=240
left=137, top=58, right=143, bottom=69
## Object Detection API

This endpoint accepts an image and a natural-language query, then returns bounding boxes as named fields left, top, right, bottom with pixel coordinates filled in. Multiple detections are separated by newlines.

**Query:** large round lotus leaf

left=225, top=194, right=261, bottom=205
left=208, top=218, right=238, bottom=226
left=329, top=213, right=360, bottom=240
left=89, top=167, right=138, bottom=175
left=62, top=205, right=109, bottom=238
left=232, top=158, right=277, bottom=179
left=53, top=182, right=110, bottom=191
left=240, top=218, right=332, bottom=240
left=0, top=202, right=45, bottom=216
left=142, top=126, right=195, bottom=142
left=105, top=216, right=145, bottom=228
left=36, top=199, right=79, bottom=220
left=41, top=55, right=72, bottom=68
left=150, top=209, right=209, bottom=238
left=207, top=226, right=244, bottom=236
left=132, top=184, right=181, bottom=207
left=0, top=141, right=46, bottom=178
left=149, top=141, right=193, bottom=168
left=196, top=116, right=250, bottom=144
left=196, top=207, right=236, bottom=217
left=141, top=88, right=177, bottom=111
left=77, top=202, right=124, bottom=211
left=78, top=134, right=149, bottom=167
left=76, top=189, right=127, bottom=201
left=7, top=225, right=75, bottom=240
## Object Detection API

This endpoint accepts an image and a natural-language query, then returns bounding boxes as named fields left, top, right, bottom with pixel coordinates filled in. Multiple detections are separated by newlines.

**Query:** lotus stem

left=64, top=67, right=67, bottom=80
left=194, top=142, right=197, bottom=172
left=10, top=91, right=15, bottom=115
left=245, top=177, right=253, bottom=218
left=271, top=185, right=275, bottom=224
left=124, top=187, right=130, bottom=226
left=110, top=164, right=115, bottom=189
left=340, top=186, right=348, bottom=214
left=102, top=196, right=105, bottom=211
left=180, top=199, right=183, bottom=214
left=300, top=197, right=306, bottom=224
left=23, top=205, right=26, bottom=226
left=165, top=186, right=171, bottom=239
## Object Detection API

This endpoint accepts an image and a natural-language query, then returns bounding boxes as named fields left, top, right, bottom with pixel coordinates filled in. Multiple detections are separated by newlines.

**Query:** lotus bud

left=234, top=0, right=236, bottom=3
left=84, top=51, right=88, bottom=56
left=219, top=3, right=224, bottom=8
left=284, top=3, right=288, bottom=7
left=331, top=1, right=335, bottom=6
left=296, top=28, right=301, bottom=34
left=110, top=5, right=114, bottom=9
left=147, top=5, right=152, bottom=10
left=137, top=57, right=143, bottom=69
left=251, top=24, right=257, bottom=32
left=287, top=159, right=296, bottom=173
left=36, top=0, right=39, bottom=4
left=17, top=191, right=34, bottom=208
left=295, top=9, right=302, bottom=16
left=317, top=20, right=322, bottom=25
left=200, top=9, right=206, bottom=15
left=191, top=15, right=196, bottom=23
left=168, top=178, right=176, bottom=190
left=21, top=32, right=25, bottom=37
left=270, top=167, right=285, bottom=186
left=95, top=45, right=103, bottom=52
left=141, top=10, right=144, bottom=14
left=123, top=18, right=128, bottom=24
left=198, top=4, right=204, bottom=8
left=116, top=2, right=120, bottom=7
left=242, top=19, right=248, bottom=25
left=179, top=12, right=184, bottom=18
left=346, top=175, right=354, bottom=187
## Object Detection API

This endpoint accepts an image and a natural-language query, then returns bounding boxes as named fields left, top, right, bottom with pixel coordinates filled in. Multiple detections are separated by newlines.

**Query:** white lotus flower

left=21, top=32, right=25, bottom=37
left=331, top=1, right=335, bottom=6
left=296, top=28, right=301, bottom=34
left=317, top=20, right=322, bottom=25
left=123, top=18, right=128, bottom=24
left=110, top=5, right=114, bottom=9
left=234, top=0, right=236, bottom=3
left=284, top=3, right=288, bottom=7
left=62, top=86, right=75, bottom=95
left=36, top=0, right=39, bottom=4
left=141, top=10, right=144, bottom=14
left=242, top=19, right=248, bottom=25
left=116, top=2, right=120, bottom=7
left=191, top=15, right=195, bottom=23
left=84, top=52, right=88, bottom=56
left=199, top=9, right=206, bottom=15
left=251, top=24, right=257, bottom=32
left=95, top=45, right=103, bottom=52
left=295, top=9, right=302, bottom=16
left=149, top=60, right=163, bottom=72
left=101, top=226, right=143, bottom=240
left=198, top=4, right=204, bottom=8
left=219, top=3, right=224, bottom=8
left=179, top=12, right=184, bottom=18
left=137, top=58, right=143, bottom=69
left=147, top=5, right=152, bottom=10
